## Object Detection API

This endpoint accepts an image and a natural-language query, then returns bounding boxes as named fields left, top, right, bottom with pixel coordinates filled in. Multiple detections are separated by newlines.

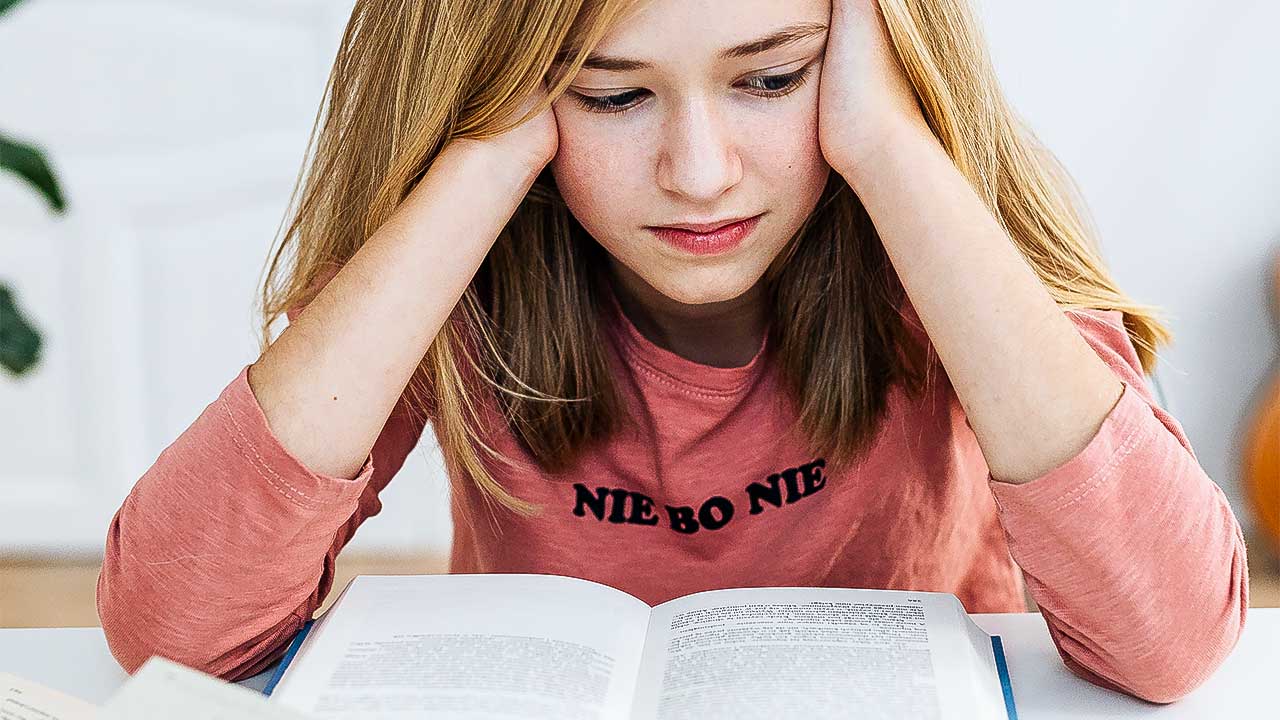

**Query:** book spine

left=261, top=619, right=315, bottom=697
left=991, top=635, right=1018, bottom=720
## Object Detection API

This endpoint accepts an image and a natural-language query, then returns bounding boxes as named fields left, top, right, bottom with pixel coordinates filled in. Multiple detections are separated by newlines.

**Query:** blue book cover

left=261, top=619, right=315, bottom=697
left=991, top=635, right=1019, bottom=719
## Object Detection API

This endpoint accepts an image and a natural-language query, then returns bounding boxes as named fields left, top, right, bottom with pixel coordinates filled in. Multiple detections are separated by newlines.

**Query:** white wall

left=0, top=0, right=451, bottom=555
left=1, top=0, right=1276, bottom=555
left=976, top=0, right=1280, bottom=519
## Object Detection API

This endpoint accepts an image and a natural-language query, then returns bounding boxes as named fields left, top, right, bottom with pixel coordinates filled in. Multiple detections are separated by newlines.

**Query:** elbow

left=1072, top=545, right=1249, bottom=705
left=1133, top=642, right=1238, bottom=705
left=98, top=583, right=301, bottom=681
left=96, top=568, right=176, bottom=676
left=1061, top=610, right=1246, bottom=705
left=97, top=517, right=155, bottom=675
left=96, top=552, right=301, bottom=682
left=1136, top=569, right=1249, bottom=704
left=1115, top=496, right=1251, bottom=704
left=95, top=513, right=207, bottom=676
left=98, top=605, right=149, bottom=676
left=96, top=564, right=221, bottom=678
left=1118, top=615, right=1245, bottom=705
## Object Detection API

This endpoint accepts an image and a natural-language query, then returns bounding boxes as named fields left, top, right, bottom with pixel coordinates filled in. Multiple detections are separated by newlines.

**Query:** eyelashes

left=569, top=63, right=817, bottom=115
left=571, top=90, right=647, bottom=114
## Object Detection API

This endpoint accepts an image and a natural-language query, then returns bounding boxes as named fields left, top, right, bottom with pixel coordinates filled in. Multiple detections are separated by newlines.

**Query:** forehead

left=585, top=0, right=830, bottom=71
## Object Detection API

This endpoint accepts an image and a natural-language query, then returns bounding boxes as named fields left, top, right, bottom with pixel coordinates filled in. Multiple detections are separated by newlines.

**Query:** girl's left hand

left=817, top=0, right=934, bottom=176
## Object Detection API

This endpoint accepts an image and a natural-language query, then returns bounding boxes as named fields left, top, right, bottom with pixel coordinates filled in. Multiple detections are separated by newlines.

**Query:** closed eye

left=569, top=61, right=817, bottom=115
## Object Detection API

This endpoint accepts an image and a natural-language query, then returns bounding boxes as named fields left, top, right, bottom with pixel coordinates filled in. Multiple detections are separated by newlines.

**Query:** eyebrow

left=570, top=21, right=829, bottom=73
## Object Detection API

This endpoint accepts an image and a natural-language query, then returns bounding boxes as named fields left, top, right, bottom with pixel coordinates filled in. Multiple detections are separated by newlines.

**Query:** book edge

left=990, top=635, right=1018, bottom=720
left=261, top=619, right=315, bottom=697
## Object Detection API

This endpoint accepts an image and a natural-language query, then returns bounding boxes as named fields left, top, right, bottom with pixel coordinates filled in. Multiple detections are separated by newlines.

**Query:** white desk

left=2, top=610, right=1276, bottom=717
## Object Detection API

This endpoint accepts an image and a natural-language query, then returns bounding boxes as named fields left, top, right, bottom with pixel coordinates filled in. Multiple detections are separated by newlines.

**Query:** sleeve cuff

left=987, top=379, right=1155, bottom=512
left=220, top=363, right=377, bottom=510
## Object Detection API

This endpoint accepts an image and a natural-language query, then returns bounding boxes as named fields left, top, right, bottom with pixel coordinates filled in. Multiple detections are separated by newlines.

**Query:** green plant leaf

left=0, top=0, right=24, bottom=20
left=0, top=132, right=66, bottom=213
left=0, top=282, right=43, bottom=377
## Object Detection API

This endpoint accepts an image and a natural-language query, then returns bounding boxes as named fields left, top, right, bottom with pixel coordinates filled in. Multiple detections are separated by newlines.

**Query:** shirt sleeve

left=986, top=307, right=1249, bottom=704
left=96, top=287, right=430, bottom=681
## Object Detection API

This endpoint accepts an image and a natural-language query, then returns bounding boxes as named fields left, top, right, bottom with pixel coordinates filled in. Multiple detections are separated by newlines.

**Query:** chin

left=649, top=271, right=761, bottom=306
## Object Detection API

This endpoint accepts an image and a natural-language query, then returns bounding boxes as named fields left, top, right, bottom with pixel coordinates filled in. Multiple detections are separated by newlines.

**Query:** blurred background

left=1, top=0, right=1277, bottom=627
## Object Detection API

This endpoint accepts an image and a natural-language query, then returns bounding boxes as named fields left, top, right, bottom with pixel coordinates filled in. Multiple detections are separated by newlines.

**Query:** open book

left=267, top=574, right=1018, bottom=719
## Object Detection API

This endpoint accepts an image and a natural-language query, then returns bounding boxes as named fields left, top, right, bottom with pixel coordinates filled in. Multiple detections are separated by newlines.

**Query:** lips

left=648, top=214, right=763, bottom=256
left=652, top=215, right=760, bottom=233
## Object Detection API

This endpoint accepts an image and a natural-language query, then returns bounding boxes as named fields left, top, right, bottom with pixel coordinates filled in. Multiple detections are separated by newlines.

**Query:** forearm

left=837, top=127, right=1123, bottom=484
left=249, top=140, right=540, bottom=479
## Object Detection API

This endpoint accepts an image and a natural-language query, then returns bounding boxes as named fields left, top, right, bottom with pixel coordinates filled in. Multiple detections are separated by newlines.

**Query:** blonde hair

left=256, top=0, right=1172, bottom=520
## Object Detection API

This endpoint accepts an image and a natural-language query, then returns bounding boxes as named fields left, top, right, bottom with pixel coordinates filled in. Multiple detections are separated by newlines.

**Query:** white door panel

left=1, top=0, right=450, bottom=554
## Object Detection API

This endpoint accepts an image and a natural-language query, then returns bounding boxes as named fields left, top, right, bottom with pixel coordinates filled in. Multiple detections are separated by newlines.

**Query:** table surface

left=3, top=609, right=1276, bottom=718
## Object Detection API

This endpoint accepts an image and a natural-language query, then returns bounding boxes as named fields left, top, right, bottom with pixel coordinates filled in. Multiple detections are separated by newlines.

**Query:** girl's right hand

left=451, top=81, right=560, bottom=182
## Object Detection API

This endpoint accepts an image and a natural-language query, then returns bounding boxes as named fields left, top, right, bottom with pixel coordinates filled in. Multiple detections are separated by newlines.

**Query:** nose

left=656, top=96, right=743, bottom=201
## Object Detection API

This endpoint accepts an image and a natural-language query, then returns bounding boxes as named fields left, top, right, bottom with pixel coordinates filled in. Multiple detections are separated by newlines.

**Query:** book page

left=629, top=587, right=1008, bottom=720
left=99, top=657, right=311, bottom=719
left=0, top=674, right=97, bottom=720
left=269, top=574, right=651, bottom=720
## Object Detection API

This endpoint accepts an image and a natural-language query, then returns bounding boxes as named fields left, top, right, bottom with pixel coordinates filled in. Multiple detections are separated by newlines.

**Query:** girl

left=97, top=0, right=1248, bottom=705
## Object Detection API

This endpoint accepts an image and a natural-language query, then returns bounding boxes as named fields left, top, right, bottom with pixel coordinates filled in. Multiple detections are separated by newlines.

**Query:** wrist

left=442, top=138, right=548, bottom=192
left=833, top=119, right=940, bottom=191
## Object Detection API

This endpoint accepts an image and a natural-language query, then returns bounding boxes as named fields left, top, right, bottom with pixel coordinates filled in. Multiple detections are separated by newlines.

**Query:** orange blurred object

left=1244, top=252, right=1280, bottom=558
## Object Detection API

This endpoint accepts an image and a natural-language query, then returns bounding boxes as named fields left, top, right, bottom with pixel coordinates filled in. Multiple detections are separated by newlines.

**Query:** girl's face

left=550, top=0, right=832, bottom=307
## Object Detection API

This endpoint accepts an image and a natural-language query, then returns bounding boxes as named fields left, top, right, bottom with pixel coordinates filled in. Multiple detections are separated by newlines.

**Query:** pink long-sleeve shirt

left=96, top=276, right=1248, bottom=704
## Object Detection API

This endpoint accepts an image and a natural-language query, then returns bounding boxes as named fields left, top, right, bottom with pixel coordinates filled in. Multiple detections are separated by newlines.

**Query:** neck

left=607, top=260, right=769, bottom=369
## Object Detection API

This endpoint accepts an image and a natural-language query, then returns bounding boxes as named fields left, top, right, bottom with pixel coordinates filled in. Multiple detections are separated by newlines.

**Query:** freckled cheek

left=749, top=107, right=828, bottom=188
left=549, top=122, right=649, bottom=232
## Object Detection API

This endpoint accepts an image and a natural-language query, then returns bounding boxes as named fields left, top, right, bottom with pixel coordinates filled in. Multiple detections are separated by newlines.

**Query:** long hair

left=256, top=0, right=1172, bottom=520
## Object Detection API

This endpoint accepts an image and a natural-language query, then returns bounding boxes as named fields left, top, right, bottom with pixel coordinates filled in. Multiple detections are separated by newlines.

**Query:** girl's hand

left=451, top=81, right=560, bottom=182
left=502, top=80, right=561, bottom=175
left=817, top=0, right=934, bottom=176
